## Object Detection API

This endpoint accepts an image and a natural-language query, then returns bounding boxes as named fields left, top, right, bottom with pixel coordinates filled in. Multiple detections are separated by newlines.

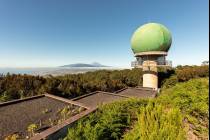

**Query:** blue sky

left=0, top=0, right=209, bottom=67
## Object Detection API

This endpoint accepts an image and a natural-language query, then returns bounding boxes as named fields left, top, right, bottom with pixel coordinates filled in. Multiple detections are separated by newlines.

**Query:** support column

left=142, top=60, right=158, bottom=90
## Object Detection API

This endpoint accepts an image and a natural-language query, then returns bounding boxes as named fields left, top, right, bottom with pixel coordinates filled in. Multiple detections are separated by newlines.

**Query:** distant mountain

left=61, top=62, right=109, bottom=67
left=91, top=62, right=108, bottom=67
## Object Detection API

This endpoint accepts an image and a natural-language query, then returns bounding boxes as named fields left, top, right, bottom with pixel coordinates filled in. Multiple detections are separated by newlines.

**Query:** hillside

left=65, top=78, right=209, bottom=140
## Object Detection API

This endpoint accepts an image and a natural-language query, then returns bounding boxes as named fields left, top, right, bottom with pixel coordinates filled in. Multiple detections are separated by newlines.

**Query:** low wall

left=0, top=95, right=44, bottom=107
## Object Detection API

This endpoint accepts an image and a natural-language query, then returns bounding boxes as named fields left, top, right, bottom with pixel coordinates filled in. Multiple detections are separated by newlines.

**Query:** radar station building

left=131, top=23, right=172, bottom=90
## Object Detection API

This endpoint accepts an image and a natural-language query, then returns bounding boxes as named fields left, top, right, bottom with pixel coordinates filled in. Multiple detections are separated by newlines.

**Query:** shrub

left=4, top=133, right=19, bottom=140
left=27, top=123, right=38, bottom=137
left=123, top=102, right=186, bottom=140
left=65, top=99, right=148, bottom=140
left=161, top=65, right=209, bottom=88
left=161, top=75, right=178, bottom=89
left=175, top=65, right=209, bottom=82
left=157, top=78, right=209, bottom=139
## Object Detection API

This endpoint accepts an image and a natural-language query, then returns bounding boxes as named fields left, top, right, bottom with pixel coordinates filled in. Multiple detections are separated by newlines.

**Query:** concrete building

left=131, top=23, right=172, bottom=90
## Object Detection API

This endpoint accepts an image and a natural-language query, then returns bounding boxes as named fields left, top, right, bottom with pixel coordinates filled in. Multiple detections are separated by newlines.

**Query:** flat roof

left=73, top=87, right=156, bottom=108
left=72, top=91, right=128, bottom=108
left=115, top=87, right=156, bottom=98
left=0, top=95, right=85, bottom=139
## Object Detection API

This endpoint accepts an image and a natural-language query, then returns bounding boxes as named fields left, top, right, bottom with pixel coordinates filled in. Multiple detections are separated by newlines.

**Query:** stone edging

left=0, top=95, right=45, bottom=107
left=44, top=93, right=90, bottom=109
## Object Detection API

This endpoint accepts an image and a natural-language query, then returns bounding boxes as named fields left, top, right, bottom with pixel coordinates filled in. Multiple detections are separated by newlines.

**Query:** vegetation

left=0, top=65, right=208, bottom=102
left=27, top=123, right=38, bottom=137
left=0, top=74, right=45, bottom=102
left=0, top=69, right=143, bottom=102
left=161, top=65, right=209, bottom=88
left=123, top=103, right=186, bottom=140
left=157, top=78, right=209, bottom=139
left=0, top=65, right=208, bottom=139
left=65, top=99, right=149, bottom=140
left=58, top=105, right=85, bottom=121
left=65, top=78, right=209, bottom=140
left=4, top=134, right=19, bottom=140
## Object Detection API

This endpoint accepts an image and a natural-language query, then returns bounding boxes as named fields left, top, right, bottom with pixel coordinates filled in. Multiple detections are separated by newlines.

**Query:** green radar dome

left=131, top=23, right=172, bottom=54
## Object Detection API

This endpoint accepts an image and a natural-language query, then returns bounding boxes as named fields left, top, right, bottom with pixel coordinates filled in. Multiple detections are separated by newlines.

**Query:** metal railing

left=131, top=60, right=172, bottom=67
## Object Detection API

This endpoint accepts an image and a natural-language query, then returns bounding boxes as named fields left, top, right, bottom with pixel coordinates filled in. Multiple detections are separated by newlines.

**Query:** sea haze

left=0, top=67, right=123, bottom=76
